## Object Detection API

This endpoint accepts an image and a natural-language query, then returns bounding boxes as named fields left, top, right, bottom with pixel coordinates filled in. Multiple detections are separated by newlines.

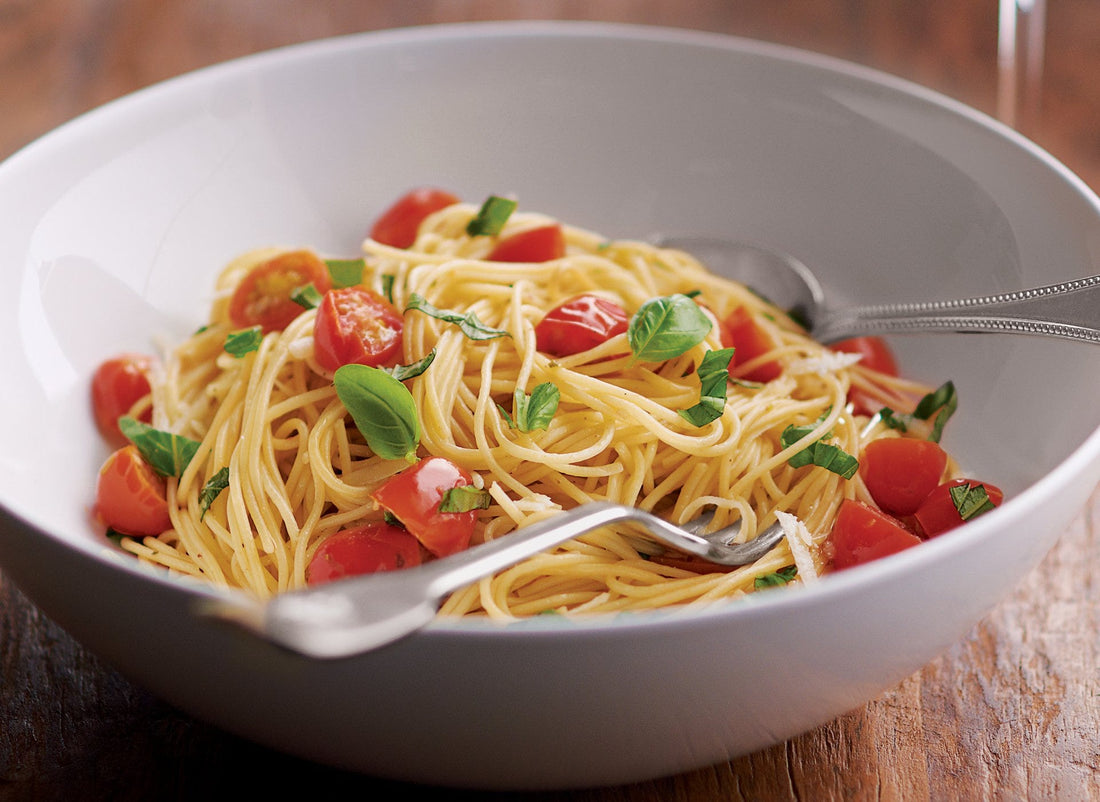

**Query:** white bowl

left=1, top=21, right=1099, bottom=790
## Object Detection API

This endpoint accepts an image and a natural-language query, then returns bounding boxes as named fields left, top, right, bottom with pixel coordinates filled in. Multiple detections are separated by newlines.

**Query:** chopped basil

left=950, top=482, right=996, bottom=521
left=678, top=347, right=734, bottom=427
left=326, top=258, right=365, bottom=288
left=118, top=416, right=201, bottom=478
left=290, top=283, right=323, bottom=310
left=499, top=382, right=560, bottom=432
left=333, top=364, right=420, bottom=462
left=198, top=467, right=230, bottom=520
left=405, top=293, right=510, bottom=340
left=880, top=381, right=958, bottom=444
left=780, top=413, right=859, bottom=479
left=627, top=294, right=712, bottom=363
left=754, top=565, right=798, bottom=589
left=386, top=350, right=436, bottom=382
left=380, top=273, right=396, bottom=305
left=224, top=326, right=263, bottom=357
left=466, top=195, right=517, bottom=236
left=438, top=485, right=492, bottom=513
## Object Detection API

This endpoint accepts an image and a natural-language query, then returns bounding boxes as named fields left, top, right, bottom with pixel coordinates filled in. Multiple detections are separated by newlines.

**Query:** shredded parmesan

left=775, top=510, right=820, bottom=584
left=788, top=351, right=862, bottom=376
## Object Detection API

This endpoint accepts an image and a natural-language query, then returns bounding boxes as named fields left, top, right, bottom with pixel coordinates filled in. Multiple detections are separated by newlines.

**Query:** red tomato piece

left=830, top=337, right=899, bottom=376
left=534, top=294, right=629, bottom=357
left=723, top=306, right=782, bottom=382
left=305, top=521, right=423, bottom=586
left=369, top=187, right=461, bottom=248
left=830, top=499, right=922, bottom=570
left=313, top=287, right=404, bottom=371
left=487, top=224, right=566, bottom=263
left=914, top=478, right=1005, bottom=538
left=370, top=457, right=479, bottom=558
left=91, top=354, right=154, bottom=446
left=228, top=250, right=332, bottom=333
left=94, top=445, right=171, bottom=536
left=859, top=437, right=948, bottom=516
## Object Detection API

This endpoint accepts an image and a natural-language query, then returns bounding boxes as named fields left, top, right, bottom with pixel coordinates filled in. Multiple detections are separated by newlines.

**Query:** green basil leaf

left=326, top=258, right=365, bottom=288
left=438, top=485, right=492, bottom=513
left=224, top=326, right=263, bottom=357
left=466, top=195, right=517, bottom=236
left=380, top=273, right=396, bottom=305
left=754, top=565, right=798, bottom=589
left=678, top=347, right=734, bottom=427
left=949, top=482, right=996, bottom=521
left=333, top=364, right=420, bottom=462
left=198, top=466, right=230, bottom=520
left=405, top=293, right=510, bottom=340
left=912, top=380, right=958, bottom=443
left=780, top=411, right=858, bottom=478
left=501, top=382, right=559, bottom=432
left=290, top=283, right=323, bottom=310
left=386, top=350, right=436, bottom=382
left=627, top=294, right=712, bottom=363
left=118, top=416, right=201, bottom=478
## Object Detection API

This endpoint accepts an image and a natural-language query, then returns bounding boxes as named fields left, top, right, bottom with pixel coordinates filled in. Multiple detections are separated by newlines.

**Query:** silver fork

left=198, top=501, right=787, bottom=659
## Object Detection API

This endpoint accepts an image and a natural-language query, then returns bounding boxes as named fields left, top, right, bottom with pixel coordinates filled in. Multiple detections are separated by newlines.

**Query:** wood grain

left=1, top=2, right=1098, bottom=799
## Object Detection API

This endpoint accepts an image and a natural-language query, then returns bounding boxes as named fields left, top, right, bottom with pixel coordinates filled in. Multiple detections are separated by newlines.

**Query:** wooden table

left=2, top=2, right=1097, bottom=798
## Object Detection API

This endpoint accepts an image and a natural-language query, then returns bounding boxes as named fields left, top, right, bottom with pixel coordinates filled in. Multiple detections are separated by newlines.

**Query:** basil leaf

left=950, top=482, right=996, bottom=521
left=198, top=467, right=230, bottom=520
left=627, top=294, right=712, bottom=363
left=678, top=347, right=734, bottom=427
left=386, top=350, right=436, bottom=382
left=780, top=412, right=859, bottom=479
left=326, top=258, right=365, bottom=288
left=466, top=195, right=517, bottom=236
left=754, top=565, right=798, bottom=589
left=912, top=380, right=958, bottom=444
left=405, top=293, right=510, bottom=340
left=224, top=326, right=263, bottom=357
left=333, top=364, right=420, bottom=462
left=118, top=416, right=201, bottom=478
left=380, top=273, right=396, bottom=305
left=500, top=382, right=559, bottom=432
left=290, top=283, right=323, bottom=310
left=438, top=485, right=492, bottom=513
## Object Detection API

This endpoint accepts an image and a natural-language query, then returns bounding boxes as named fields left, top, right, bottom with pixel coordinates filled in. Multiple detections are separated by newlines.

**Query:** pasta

left=94, top=194, right=991, bottom=619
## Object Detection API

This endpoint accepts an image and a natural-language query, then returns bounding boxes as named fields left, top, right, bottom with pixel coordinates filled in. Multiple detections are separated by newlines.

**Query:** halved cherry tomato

left=305, top=521, right=423, bottom=586
left=830, top=499, right=922, bottom=570
left=830, top=337, right=899, bottom=376
left=91, top=354, right=154, bottom=446
left=723, top=306, right=782, bottom=382
left=859, top=437, right=948, bottom=516
left=369, top=187, right=461, bottom=248
left=370, top=456, right=478, bottom=558
left=915, top=478, right=1005, bottom=538
left=228, top=250, right=331, bottom=333
left=534, top=294, right=629, bottom=357
left=487, top=224, right=566, bottom=263
left=94, top=445, right=171, bottom=536
left=313, top=287, right=404, bottom=371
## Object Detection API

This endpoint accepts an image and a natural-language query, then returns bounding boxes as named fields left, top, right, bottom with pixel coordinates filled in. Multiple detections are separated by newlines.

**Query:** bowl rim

left=3, top=19, right=1100, bottom=644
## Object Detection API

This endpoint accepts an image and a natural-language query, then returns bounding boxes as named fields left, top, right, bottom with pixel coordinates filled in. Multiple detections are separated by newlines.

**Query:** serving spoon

left=200, top=502, right=787, bottom=659
left=657, top=236, right=1100, bottom=344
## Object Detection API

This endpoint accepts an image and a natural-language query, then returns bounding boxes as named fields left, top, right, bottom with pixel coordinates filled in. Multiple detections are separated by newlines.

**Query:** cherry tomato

left=723, top=306, right=782, bottom=382
left=313, top=287, right=404, bottom=372
left=859, top=437, right=948, bottom=516
left=91, top=354, right=154, bottom=446
left=830, top=499, right=922, bottom=570
left=370, top=457, right=479, bottom=558
left=914, top=478, right=1005, bottom=538
left=305, top=521, right=423, bottom=586
left=228, top=250, right=332, bottom=333
left=830, top=337, right=899, bottom=376
left=369, top=187, right=461, bottom=248
left=487, top=224, right=566, bottom=263
left=94, top=445, right=171, bottom=536
left=534, top=294, right=629, bottom=357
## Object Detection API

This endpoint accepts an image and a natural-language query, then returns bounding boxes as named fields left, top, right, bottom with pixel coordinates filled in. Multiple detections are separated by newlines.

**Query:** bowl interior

left=2, top=21, right=1100, bottom=592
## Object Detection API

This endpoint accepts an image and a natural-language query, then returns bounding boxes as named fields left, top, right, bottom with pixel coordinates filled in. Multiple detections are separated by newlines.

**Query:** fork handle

left=812, top=274, right=1100, bottom=343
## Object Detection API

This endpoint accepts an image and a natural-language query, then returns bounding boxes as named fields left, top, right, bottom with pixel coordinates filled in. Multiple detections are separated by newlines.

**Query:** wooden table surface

left=1, top=2, right=1098, bottom=799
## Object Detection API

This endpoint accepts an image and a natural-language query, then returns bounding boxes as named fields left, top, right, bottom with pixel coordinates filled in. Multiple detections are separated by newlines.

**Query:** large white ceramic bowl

left=1, top=21, right=1099, bottom=790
